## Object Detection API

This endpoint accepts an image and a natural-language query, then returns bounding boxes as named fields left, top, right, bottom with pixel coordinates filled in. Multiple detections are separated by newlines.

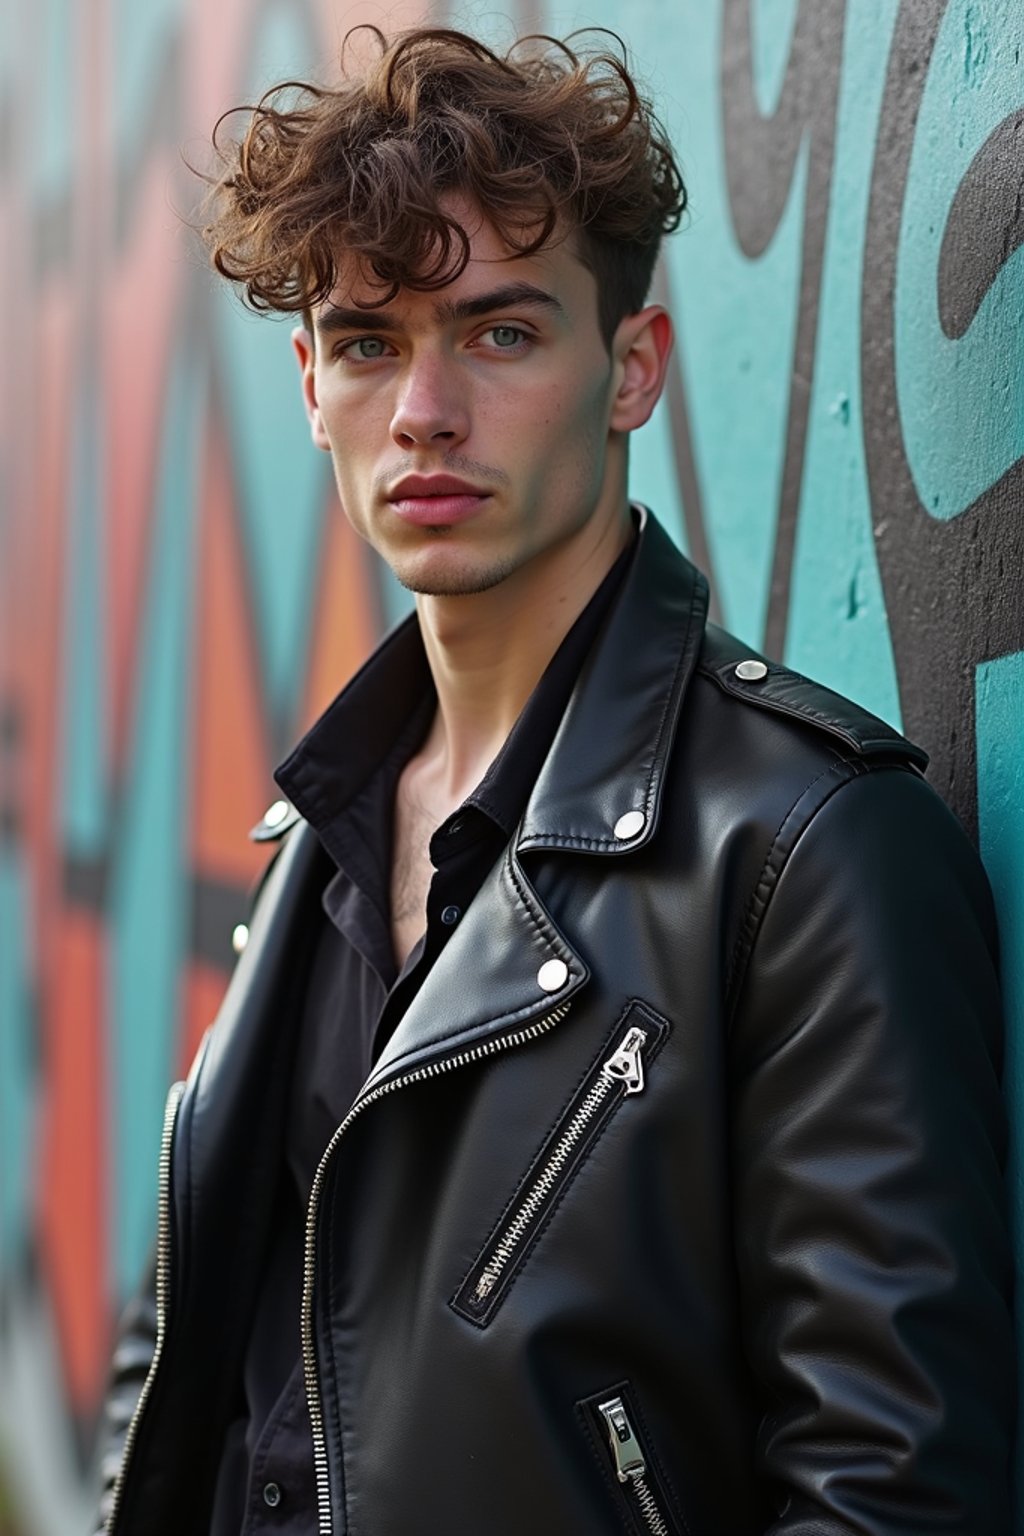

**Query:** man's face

left=294, top=200, right=667, bottom=597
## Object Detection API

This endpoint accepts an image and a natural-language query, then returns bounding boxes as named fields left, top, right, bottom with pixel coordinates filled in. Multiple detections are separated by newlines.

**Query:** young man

left=96, top=28, right=1014, bottom=1536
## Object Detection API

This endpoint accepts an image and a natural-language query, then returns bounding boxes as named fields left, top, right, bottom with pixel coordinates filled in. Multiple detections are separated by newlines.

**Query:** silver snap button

left=537, top=958, right=569, bottom=993
left=262, top=1482, right=282, bottom=1508
left=264, top=798, right=290, bottom=828
left=231, top=923, right=249, bottom=955
left=735, top=659, right=768, bottom=682
left=613, top=810, right=646, bottom=841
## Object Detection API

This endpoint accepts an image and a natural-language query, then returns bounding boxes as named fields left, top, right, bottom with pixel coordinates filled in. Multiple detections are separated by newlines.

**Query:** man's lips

left=387, top=477, right=491, bottom=526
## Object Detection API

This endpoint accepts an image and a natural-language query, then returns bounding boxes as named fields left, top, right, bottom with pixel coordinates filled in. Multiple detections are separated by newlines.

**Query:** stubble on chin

left=393, top=549, right=520, bottom=597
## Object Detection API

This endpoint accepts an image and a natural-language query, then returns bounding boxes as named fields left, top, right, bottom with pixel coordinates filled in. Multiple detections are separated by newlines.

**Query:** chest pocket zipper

left=451, top=1001, right=670, bottom=1326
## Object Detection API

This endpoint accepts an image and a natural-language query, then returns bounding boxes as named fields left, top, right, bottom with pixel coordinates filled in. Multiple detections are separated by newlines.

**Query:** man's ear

left=608, top=306, right=674, bottom=434
left=292, top=326, right=332, bottom=452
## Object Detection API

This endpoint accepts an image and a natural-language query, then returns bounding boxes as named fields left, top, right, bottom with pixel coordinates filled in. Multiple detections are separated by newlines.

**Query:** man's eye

left=485, top=325, right=528, bottom=349
left=340, top=336, right=390, bottom=360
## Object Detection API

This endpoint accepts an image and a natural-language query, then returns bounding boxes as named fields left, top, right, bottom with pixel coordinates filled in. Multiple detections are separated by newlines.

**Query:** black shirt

left=209, top=533, right=635, bottom=1535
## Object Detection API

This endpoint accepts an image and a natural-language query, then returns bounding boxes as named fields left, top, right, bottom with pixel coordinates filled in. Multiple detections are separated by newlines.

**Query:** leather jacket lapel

left=361, top=841, right=588, bottom=1092
left=518, top=511, right=709, bottom=855
left=194, top=820, right=322, bottom=1110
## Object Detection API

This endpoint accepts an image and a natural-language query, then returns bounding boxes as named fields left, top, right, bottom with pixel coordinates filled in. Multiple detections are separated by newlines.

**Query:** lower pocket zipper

left=598, top=1395, right=674, bottom=1536
left=579, top=1381, right=687, bottom=1536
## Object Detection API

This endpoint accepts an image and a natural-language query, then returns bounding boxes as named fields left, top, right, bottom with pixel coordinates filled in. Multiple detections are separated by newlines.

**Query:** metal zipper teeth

left=631, top=1472, right=670, bottom=1536
left=473, top=1071, right=615, bottom=1302
left=472, top=1023, right=649, bottom=1306
left=302, top=1000, right=573, bottom=1536
left=105, top=1080, right=186, bottom=1536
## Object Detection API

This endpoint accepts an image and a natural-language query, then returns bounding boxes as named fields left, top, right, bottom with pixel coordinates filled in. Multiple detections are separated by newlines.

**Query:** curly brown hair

left=201, top=26, right=686, bottom=344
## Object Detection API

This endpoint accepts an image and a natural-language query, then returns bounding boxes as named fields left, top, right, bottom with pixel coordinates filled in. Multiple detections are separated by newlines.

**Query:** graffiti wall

left=1, top=0, right=1021, bottom=1530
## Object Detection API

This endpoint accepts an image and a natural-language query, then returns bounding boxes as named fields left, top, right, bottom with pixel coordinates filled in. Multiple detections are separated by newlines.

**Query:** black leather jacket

left=97, top=511, right=1014, bottom=1535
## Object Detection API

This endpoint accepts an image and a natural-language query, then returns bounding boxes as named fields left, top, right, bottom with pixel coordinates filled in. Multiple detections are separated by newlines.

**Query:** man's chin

left=391, top=553, right=518, bottom=598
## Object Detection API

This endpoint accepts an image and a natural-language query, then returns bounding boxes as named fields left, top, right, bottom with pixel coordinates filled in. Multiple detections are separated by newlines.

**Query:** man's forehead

left=315, top=203, right=588, bottom=327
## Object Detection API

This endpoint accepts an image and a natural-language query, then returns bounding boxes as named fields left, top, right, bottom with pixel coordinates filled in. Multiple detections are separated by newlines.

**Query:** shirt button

left=263, top=1482, right=282, bottom=1509
left=441, top=905, right=461, bottom=926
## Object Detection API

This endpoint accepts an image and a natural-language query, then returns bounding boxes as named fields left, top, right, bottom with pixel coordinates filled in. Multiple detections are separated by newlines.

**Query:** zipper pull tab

left=598, top=1396, right=646, bottom=1483
left=602, top=1026, right=648, bottom=1095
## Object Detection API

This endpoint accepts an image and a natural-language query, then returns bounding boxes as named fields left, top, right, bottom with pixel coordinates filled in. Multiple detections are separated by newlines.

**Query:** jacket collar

left=276, top=507, right=707, bottom=861
left=515, top=507, right=708, bottom=855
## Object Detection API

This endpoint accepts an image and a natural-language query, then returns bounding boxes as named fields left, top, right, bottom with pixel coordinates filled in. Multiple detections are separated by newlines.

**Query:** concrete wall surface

left=1, top=0, right=1021, bottom=1530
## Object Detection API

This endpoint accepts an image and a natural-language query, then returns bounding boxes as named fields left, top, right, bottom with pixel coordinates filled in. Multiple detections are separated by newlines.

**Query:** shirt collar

left=274, top=526, right=637, bottom=860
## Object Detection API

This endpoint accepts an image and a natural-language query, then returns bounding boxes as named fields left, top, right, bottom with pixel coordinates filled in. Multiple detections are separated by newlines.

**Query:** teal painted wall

left=1, top=1, right=1021, bottom=1530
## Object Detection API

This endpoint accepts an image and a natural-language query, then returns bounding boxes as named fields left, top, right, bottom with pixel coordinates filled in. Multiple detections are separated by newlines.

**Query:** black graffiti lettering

left=862, top=0, right=1024, bottom=837
left=938, top=109, right=1024, bottom=340
left=720, top=0, right=848, bottom=657
left=650, top=263, right=721, bottom=622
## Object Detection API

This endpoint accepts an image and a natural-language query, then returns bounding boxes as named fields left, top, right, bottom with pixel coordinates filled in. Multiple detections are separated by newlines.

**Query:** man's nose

left=389, top=351, right=469, bottom=449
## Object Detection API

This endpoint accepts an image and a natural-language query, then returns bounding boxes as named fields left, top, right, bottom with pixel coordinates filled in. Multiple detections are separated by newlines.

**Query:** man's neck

left=414, top=505, right=633, bottom=803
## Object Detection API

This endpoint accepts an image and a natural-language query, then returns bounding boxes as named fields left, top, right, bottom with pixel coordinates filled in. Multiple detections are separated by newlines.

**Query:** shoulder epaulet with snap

left=697, top=623, right=929, bottom=770
left=249, top=796, right=302, bottom=843
left=229, top=798, right=304, bottom=956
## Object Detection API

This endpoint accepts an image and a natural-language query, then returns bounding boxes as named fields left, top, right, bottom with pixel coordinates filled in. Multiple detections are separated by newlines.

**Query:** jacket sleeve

left=91, top=1251, right=159, bottom=1535
left=729, top=763, right=1015, bottom=1535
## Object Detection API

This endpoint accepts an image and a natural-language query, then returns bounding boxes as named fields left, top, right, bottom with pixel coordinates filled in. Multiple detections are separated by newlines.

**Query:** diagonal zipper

left=452, top=1003, right=669, bottom=1326
left=473, top=1024, right=648, bottom=1307
left=302, top=1001, right=573, bottom=1536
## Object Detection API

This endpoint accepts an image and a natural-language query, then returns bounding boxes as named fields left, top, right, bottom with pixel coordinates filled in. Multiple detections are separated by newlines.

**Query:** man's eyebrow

left=315, top=305, right=396, bottom=335
left=315, top=283, right=565, bottom=336
left=433, top=283, right=566, bottom=324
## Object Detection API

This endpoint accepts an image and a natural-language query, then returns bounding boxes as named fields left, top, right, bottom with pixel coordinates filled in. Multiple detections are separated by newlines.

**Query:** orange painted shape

left=301, top=493, right=380, bottom=733
left=105, top=156, right=187, bottom=771
left=313, top=0, right=431, bottom=66
left=179, top=961, right=230, bottom=1082
left=190, top=404, right=271, bottom=882
left=183, top=0, right=267, bottom=132
left=37, top=907, right=109, bottom=1415
left=24, top=291, right=78, bottom=966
